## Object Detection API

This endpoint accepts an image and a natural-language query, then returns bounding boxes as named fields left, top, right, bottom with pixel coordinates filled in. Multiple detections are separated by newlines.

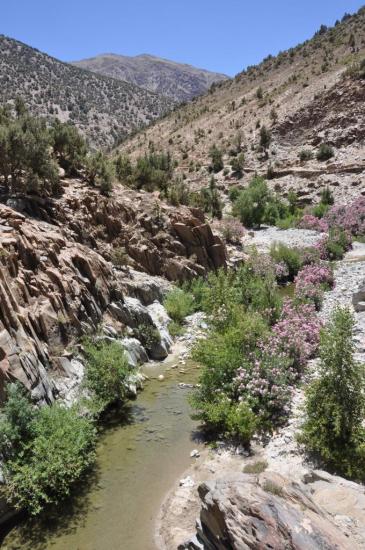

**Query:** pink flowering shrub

left=299, top=214, right=328, bottom=233
left=274, top=261, right=290, bottom=282
left=295, top=264, right=334, bottom=309
left=324, top=197, right=365, bottom=236
left=216, top=217, right=245, bottom=244
left=315, top=228, right=352, bottom=260
left=234, top=353, right=293, bottom=427
left=263, top=299, right=322, bottom=374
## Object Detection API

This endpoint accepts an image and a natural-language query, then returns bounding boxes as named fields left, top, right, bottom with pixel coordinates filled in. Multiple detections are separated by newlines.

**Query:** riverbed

left=2, top=348, right=204, bottom=550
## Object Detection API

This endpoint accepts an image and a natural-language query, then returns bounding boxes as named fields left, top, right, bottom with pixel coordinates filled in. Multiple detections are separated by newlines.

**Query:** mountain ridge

left=0, top=34, right=175, bottom=148
left=72, top=52, right=228, bottom=102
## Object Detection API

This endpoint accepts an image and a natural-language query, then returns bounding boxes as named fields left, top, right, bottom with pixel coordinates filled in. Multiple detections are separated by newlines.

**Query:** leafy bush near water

left=0, top=384, right=96, bottom=515
left=83, top=340, right=133, bottom=414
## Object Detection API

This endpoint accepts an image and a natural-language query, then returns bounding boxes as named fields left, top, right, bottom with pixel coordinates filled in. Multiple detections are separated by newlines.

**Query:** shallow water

left=2, top=355, right=203, bottom=550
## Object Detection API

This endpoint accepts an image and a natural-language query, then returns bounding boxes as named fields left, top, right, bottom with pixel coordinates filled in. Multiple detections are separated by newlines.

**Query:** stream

left=2, top=350, right=203, bottom=550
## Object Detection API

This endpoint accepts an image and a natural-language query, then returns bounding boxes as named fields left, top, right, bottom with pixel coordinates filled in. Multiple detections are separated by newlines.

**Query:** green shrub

left=114, top=154, right=132, bottom=182
left=229, top=185, right=241, bottom=202
left=190, top=396, right=256, bottom=443
left=163, top=288, right=195, bottom=325
left=233, top=176, right=270, bottom=228
left=316, top=143, right=334, bottom=161
left=270, top=243, right=302, bottom=280
left=52, top=119, right=88, bottom=176
left=5, top=404, right=96, bottom=515
left=230, top=153, right=245, bottom=175
left=209, top=144, right=224, bottom=173
left=320, top=186, right=334, bottom=206
left=312, top=202, right=329, bottom=219
left=83, top=340, right=132, bottom=413
left=84, top=151, right=114, bottom=195
left=192, top=310, right=267, bottom=401
left=243, top=460, right=268, bottom=474
left=259, top=125, right=271, bottom=149
left=0, top=384, right=36, bottom=460
left=298, top=149, right=313, bottom=161
left=133, top=324, right=161, bottom=352
left=300, top=308, right=365, bottom=480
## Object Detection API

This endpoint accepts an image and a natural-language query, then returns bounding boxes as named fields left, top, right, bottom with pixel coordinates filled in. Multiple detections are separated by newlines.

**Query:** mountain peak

left=72, top=53, right=229, bottom=102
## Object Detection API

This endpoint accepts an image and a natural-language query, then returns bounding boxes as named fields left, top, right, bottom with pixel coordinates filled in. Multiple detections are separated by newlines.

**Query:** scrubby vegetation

left=0, top=103, right=117, bottom=197
left=0, top=384, right=96, bottom=515
left=300, top=308, right=365, bottom=481
left=83, top=340, right=133, bottom=414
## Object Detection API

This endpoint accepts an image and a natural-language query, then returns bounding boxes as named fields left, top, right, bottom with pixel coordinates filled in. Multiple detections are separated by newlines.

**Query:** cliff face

left=0, top=182, right=226, bottom=403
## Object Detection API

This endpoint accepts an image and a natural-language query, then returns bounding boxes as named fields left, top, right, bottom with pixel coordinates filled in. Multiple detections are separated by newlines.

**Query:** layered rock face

left=181, top=472, right=355, bottom=550
left=0, top=183, right=226, bottom=403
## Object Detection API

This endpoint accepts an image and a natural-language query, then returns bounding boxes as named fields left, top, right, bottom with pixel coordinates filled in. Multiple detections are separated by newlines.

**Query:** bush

left=209, top=144, right=224, bottom=173
left=295, top=263, right=334, bottom=309
left=0, top=107, right=60, bottom=196
left=299, top=214, right=328, bottom=233
left=114, top=154, right=132, bottom=182
left=263, top=299, right=322, bottom=374
left=259, top=126, right=271, bottom=149
left=133, top=324, right=161, bottom=352
left=315, top=227, right=352, bottom=260
left=316, top=143, right=334, bottom=161
left=320, top=186, right=334, bottom=206
left=190, top=395, right=256, bottom=443
left=270, top=243, right=302, bottom=280
left=83, top=340, right=132, bottom=413
left=52, top=119, right=88, bottom=176
left=312, top=201, right=329, bottom=219
left=298, top=149, right=313, bottom=161
left=230, top=153, right=245, bottom=175
left=84, top=151, right=114, bottom=195
left=163, top=288, right=195, bottom=325
left=324, top=197, right=365, bottom=237
left=233, top=176, right=270, bottom=228
left=129, top=152, right=173, bottom=192
left=300, top=308, right=365, bottom=480
left=5, top=404, right=96, bottom=515
left=0, top=384, right=36, bottom=460
left=216, top=217, right=244, bottom=244
left=243, top=460, right=268, bottom=474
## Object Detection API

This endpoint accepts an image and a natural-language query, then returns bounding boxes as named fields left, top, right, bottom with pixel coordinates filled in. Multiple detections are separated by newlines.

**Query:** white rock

left=179, top=476, right=195, bottom=487
left=190, top=449, right=200, bottom=458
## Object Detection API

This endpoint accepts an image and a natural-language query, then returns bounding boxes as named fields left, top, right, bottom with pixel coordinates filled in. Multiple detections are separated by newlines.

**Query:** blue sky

left=2, top=1, right=364, bottom=76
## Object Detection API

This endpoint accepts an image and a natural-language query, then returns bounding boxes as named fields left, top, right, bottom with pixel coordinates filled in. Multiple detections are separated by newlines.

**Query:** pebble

left=190, top=449, right=200, bottom=458
left=158, top=374, right=165, bottom=381
left=179, top=476, right=195, bottom=488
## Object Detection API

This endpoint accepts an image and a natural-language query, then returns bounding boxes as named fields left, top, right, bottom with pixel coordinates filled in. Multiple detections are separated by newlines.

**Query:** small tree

left=316, top=143, right=334, bottom=161
left=300, top=308, right=365, bottom=480
left=259, top=125, right=271, bottom=151
left=114, top=154, right=132, bottom=182
left=233, top=176, right=270, bottom=228
left=209, top=144, right=224, bottom=173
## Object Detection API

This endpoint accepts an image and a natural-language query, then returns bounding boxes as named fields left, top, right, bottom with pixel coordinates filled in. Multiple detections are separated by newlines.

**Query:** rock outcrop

left=0, top=183, right=225, bottom=403
left=180, top=472, right=356, bottom=550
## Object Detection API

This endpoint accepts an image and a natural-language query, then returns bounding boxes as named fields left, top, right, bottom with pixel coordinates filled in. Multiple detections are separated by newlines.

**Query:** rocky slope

left=72, top=53, right=228, bottom=103
left=0, top=182, right=226, bottom=405
left=0, top=35, right=174, bottom=149
left=118, top=8, right=365, bottom=203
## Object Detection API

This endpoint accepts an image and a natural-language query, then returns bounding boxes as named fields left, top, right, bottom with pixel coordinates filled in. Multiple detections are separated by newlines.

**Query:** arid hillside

left=0, top=35, right=175, bottom=149
left=72, top=53, right=228, bottom=102
left=118, top=9, right=365, bottom=203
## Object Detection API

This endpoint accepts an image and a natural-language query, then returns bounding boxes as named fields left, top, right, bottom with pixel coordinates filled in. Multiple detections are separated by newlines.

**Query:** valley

left=0, top=4, right=364, bottom=550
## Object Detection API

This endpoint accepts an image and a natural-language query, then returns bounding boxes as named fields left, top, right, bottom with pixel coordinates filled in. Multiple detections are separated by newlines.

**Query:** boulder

left=180, top=471, right=355, bottom=549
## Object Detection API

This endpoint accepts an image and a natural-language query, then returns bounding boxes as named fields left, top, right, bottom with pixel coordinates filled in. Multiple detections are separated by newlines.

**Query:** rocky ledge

left=180, top=471, right=355, bottom=550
